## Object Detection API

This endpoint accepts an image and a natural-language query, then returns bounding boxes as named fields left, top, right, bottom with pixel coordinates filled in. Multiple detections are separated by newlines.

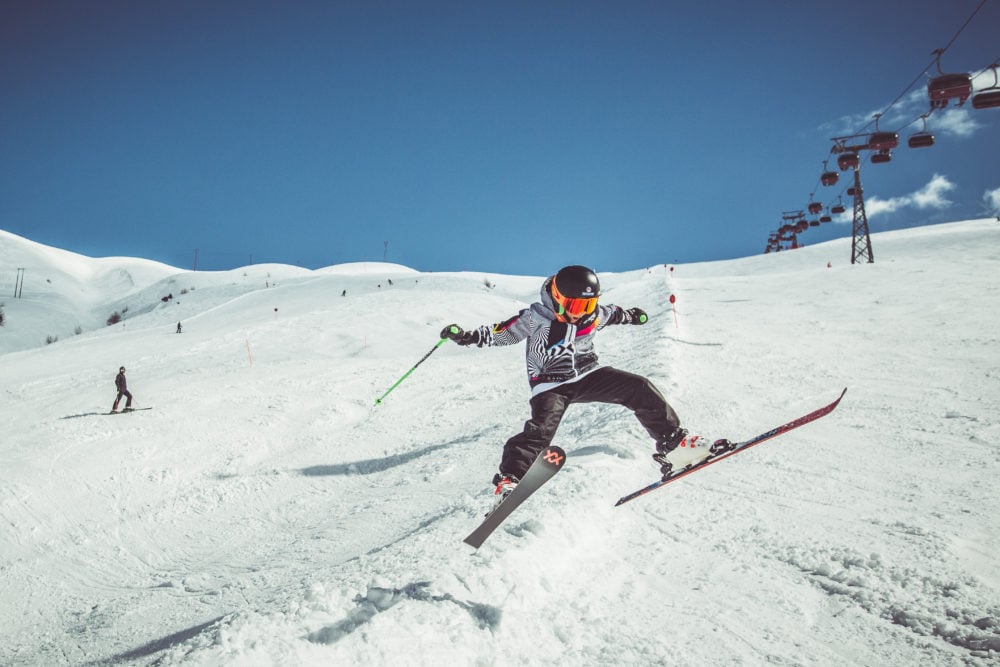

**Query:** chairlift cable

left=939, top=0, right=988, bottom=54
left=970, top=56, right=1000, bottom=80
left=851, top=0, right=989, bottom=137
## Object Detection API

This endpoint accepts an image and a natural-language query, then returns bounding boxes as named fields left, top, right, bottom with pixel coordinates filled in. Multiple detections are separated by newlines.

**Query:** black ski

left=615, top=388, right=847, bottom=507
left=463, top=445, right=566, bottom=549
left=108, top=407, right=153, bottom=415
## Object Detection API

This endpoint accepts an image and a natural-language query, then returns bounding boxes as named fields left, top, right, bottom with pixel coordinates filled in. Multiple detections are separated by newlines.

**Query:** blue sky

left=2, top=0, right=998, bottom=274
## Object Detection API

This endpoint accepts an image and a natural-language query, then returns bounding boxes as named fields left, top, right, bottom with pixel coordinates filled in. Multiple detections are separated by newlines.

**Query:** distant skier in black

left=176, top=322, right=183, bottom=333
left=441, top=265, right=730, bottom=508
left=112, top=366, right=133, bottom=413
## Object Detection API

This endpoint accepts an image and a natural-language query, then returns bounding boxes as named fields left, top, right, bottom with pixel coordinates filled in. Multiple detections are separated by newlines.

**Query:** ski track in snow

left=1, top=221, right=998, bottom=665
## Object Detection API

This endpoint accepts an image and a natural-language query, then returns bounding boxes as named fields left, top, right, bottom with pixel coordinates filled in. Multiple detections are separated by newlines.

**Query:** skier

left=176, top=321, right=183, bottom=334
left=441, top=265, right=729, bottom=509
left=111, top=366, right=133, bottom=413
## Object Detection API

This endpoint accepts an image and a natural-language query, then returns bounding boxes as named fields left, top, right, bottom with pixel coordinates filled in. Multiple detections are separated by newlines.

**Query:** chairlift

left=847, top=185, right=863, bottom=196
left=837, top=152, right=860, bottom=170
left=973, top=90, right=1000, bottom=109
left=972, top=63, right=1000, bottom=109
left=868, top=132, right=899, bottom=150
left=928, top=48, right=972, bottom=108
left=809, top=220, right=820, bottom=227
left=868, top=114, right=899, bottom=150
left=794, top=221, right=809, bottom=234
left=820, top=214, right=832, bottom=223
left=808, top=194, right=823, bottom=215
left=820, top=160, right=839, bottom=186
left=830, top=197, right=846, bottom=214
left=871, top=149, right=892, bottom=164
left=908, top=114, right=935, bottom=148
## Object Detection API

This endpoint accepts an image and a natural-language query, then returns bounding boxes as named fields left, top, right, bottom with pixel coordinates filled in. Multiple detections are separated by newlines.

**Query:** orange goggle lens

left=552, top=276, right=599, bottom=319
left=556, top=295, right=598, bottom=318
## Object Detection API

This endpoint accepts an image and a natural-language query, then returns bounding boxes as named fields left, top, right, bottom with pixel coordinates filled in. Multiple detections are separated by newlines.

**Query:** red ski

left=615, top=388, right=847, bottom=507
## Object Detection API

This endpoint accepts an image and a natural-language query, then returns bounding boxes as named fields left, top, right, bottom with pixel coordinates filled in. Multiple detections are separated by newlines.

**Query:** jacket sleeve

left=469, top=308, right=536, bottom=347
left=598, top=304, right=633, bottom=327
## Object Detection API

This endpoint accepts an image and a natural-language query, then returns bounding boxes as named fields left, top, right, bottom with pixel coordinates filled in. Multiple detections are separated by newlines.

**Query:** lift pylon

left=849, top=165, right=873, bottom=264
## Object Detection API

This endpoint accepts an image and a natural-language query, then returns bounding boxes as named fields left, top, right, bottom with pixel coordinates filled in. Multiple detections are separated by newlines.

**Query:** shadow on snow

left=298, top=444, right=450, bottom=477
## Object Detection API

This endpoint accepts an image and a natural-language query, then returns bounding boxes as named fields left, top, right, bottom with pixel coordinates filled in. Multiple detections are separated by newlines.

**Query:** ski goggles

left=551, top=283, right=598, bottom=319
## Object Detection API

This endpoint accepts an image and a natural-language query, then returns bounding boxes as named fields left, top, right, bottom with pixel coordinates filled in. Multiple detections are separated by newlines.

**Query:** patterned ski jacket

left=466, top=277, right=641, bottom=396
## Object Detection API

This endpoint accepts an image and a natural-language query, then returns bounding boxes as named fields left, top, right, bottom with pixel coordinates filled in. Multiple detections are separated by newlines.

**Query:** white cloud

left=932, top=107, right=981, bottom=138
left=912, top=174, right=956, bottom=208
left=865, top=195, right=907, bottom=218
left=864, top=174, right=956, bottom=219
left=984, top=186, right=1000, bottom=215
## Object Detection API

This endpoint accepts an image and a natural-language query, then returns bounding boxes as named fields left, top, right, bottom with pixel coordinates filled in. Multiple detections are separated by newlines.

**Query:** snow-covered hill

left=1, top=221, right=998, bottom=666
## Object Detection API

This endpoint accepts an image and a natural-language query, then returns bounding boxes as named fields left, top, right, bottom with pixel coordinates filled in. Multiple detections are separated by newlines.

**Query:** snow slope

left=1, top=221, right=998, bottom=666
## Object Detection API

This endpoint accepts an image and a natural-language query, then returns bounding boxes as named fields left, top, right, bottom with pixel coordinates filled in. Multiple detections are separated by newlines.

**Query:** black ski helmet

left=551, top=265, right=601, bottom=321
left=552, top=265, right=601, bottom=299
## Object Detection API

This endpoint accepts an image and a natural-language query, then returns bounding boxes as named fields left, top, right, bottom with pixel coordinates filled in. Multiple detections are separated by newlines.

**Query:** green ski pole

left=373, top=327, right=459, bottom=406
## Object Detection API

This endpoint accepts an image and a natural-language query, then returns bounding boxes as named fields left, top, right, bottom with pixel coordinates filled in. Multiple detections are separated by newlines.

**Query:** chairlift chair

left=973, top=90, right=1000, bottom=109
left=820, top=214, right=832, bottom=223
left=929, top=74, right=973, bottom=107
left=908, top=113, right=935, bottom=148
left=928, top=49, right=972, bottom=108
left=908, top=132, right=935, bottom=148
left=821, top=171, right=839, bottom=186
left=847, top=186, right=863, bottom=196
left=808, top=201, right=823, bottom=214
left=837, top=152, right=860, bottom=170
left=868, top=132, right=899, bottom=150
left=972, top=64, right=1000, bottom=109
left=809, top=220, right=820, bottom=227
left=867, top=113, right=899, bottom=151
left=871, top=149, right=892, bottom=164
left=831, top=203, right=846, bottom=214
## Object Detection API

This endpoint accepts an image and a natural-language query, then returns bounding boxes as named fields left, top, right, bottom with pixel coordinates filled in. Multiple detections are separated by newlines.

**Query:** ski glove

left=626, top=308, right=648, bottom=324
left=441, top=324, right=481, bottom=346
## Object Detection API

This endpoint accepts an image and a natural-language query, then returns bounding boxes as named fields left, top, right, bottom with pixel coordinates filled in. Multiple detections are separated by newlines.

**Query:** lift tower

left=848, top=165, right=873, bottom=264
left=830, top=135, right=882, bottom=265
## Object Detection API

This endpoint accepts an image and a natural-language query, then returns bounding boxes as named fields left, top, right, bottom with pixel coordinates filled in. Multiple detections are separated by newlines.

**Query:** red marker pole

left=669, top=294, right=678, bottom=328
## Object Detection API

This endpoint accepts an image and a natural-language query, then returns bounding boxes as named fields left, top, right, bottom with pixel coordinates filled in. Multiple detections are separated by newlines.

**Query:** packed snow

left=1, top=220, right=998, bottom=666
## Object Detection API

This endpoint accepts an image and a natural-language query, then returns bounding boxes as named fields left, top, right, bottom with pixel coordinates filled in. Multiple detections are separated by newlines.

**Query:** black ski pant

left=499, top=366, right=680, bottom=480
left=113, top=389, right=132, bottom=411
